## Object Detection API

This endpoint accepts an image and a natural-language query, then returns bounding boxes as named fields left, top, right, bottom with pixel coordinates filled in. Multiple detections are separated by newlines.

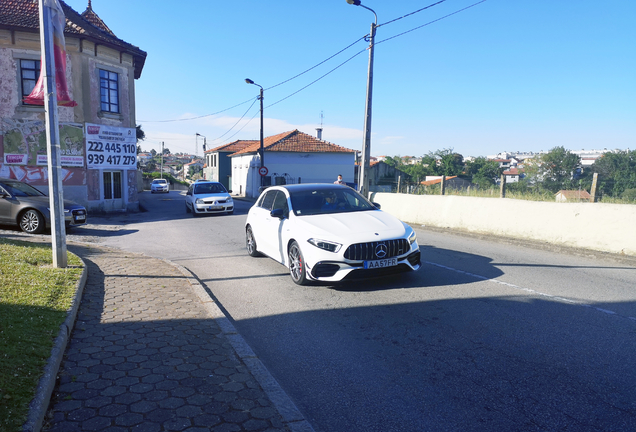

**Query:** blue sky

left=64, top=0, right=635, bottom=158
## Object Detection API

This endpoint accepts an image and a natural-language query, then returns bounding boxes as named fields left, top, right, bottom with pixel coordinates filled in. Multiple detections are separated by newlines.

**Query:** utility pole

left=345, top=0, right=377, bottom=198
left=39, top=0, right=66, bottom=267
left=590, top=172, right=599, bottom=202
left=161, top=142, right=164, bottom=179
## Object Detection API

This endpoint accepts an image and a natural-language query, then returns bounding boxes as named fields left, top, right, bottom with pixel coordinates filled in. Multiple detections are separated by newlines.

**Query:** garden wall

left=369, top=192, right=636, bottom=256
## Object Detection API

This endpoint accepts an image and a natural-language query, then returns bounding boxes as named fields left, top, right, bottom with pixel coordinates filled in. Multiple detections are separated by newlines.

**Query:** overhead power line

left=377, top=0, right=488, bottom=45
left=138, top=36, right=367, bottom=124
left=140, top=0, right=486, bottom=129
left=379, top=0, right=448, bottom=27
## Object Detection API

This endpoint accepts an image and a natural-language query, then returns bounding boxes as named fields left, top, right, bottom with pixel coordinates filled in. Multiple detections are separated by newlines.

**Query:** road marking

left=424, top=261, right=636, bottom=322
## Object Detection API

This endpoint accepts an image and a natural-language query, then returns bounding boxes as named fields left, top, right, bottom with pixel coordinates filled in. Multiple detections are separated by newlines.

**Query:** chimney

left=316, top=127, right=323, bottom=140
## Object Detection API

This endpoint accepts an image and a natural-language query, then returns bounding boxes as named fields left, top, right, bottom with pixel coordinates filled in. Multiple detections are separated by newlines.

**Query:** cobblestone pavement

left=44, top=243, right=295, bottom=432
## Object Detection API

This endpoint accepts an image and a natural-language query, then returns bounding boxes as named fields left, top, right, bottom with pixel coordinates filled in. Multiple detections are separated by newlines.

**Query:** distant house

left=229, top=130, right=355, bottom=198
left=203, top=140, right=255, bottom=190
left=183, top=161, right=203, bottom=179
left=137, top=152, right=152, bottom=164
left=490, top=159, right=512, bottom=169
left=503, top=167, right=524, bottom=183
left=555, top=190, right=591, bottom=202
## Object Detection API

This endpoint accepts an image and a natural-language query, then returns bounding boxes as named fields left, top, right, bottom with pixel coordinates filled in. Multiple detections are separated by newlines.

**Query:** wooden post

left=500, top=174, right=506, bottom=198
left=590, top=172, right=598, bottom=202
left=440, top=175, right=446, bottom=195
left=397, top=175, right=401, bottom=193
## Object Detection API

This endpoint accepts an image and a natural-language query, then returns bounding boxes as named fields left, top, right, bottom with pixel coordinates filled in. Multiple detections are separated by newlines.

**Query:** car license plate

left=75, top=215, right=86, bottom=221
left=208, top=206, right=222, bottom=211
left=364, top=257, right=398, bottom=269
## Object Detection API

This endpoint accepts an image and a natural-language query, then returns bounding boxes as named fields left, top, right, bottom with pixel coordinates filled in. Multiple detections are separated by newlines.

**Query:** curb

left=169, top=260, right=315, bottom=432
left=22, top=257, right=88, bottom=432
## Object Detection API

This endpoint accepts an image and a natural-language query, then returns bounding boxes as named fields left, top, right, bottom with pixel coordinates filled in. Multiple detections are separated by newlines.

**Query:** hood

left=194, top=192, right=231, bottom=200
left=295, top=210, right=408, bottom=243
left=15, top=195, right=84, bottom=210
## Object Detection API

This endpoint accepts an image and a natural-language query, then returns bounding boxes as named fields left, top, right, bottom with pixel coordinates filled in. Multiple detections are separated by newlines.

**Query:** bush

left=143, top=173, right=187, bottom=186
left=621, top=188, right=636, bottom=201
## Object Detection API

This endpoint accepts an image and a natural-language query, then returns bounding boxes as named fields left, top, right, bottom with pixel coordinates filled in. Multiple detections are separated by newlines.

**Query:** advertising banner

left=85, top=123, right=137, bottom=169
left=36, top=154, right=84, bottom=167
left=1, top=121, right=84, bottom=167
left=4, top=154, right=28, bottom=165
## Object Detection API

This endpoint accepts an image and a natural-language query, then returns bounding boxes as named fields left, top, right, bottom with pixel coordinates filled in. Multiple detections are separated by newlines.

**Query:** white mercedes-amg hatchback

left=245, top=183, right=420, bottom=285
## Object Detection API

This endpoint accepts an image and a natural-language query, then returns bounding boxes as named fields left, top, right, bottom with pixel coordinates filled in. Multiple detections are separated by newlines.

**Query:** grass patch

left=0, top=238, right=83, bottom=432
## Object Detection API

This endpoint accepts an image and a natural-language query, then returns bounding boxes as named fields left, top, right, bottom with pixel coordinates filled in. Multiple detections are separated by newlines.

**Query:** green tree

left=136, top=125, right=145, bottom=142
left=468, top=157, right=502, bottom=187
left=143, top=160, right=156, bottom=173
left=432, top=149, right=464, bottom=176
left=420, top=154, right=439, bottom=176
left=150, top=148, right=157, bottom=157
left=591, top=150, right=636, bottom=198
left=383, top=156, right=402, bottom=168
left=526, top=147, right=581, bottom=193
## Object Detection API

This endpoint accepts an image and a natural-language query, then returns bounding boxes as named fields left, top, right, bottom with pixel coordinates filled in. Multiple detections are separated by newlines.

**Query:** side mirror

left=372, top=202, right=381, bottom=209
left=228, top=190, right=232, bottom=194
left=270, top=208, right=285, bottom=219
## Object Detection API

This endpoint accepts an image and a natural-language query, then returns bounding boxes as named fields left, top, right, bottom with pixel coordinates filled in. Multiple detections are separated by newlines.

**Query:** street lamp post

left=245, top=78, right=264, bottom=188
left=195, top=133, right=206, bottom=154
left=346, top=0, right=377, bottom=198
left=196, top=133, right=206, bottom=180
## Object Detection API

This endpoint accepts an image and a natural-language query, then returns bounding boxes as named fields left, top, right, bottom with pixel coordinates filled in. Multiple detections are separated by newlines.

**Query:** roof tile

left=0, top=0, right=147, bottom=78
left=231, top=130, right=355, bottom=156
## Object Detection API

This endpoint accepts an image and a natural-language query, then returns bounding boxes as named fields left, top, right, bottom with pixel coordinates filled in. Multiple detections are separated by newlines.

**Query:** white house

left=230, top=130, right=356, bottom=198
left=503, top=167, right=523, bottom=183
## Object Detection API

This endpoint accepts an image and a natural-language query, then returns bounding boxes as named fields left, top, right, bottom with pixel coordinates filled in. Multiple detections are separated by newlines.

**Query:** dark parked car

left=0, top=178, right=87, bottom=234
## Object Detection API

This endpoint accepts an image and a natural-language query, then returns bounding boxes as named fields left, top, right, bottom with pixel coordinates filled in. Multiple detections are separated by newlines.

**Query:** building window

left=20, top=59, right=41, bottom=102
left=99, top=69, right=119, bottom=113
left=103, top=171, right=122, bottom=200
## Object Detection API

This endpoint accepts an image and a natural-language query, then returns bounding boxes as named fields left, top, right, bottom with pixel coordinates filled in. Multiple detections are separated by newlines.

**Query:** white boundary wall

left=370, top=192, right=636, bottom=257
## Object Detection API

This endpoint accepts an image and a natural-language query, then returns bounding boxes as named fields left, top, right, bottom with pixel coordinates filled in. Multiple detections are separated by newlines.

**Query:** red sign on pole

left=259, top=166, right=269, bottom=176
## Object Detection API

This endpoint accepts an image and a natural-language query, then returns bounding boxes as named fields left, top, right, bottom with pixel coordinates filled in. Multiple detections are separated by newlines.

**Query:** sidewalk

left=24, top=240, right=312, bottom=432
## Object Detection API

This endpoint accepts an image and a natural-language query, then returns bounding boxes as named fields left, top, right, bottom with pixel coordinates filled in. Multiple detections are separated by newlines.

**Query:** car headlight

left=227, top=197, right=233, bottom=202
left=408, top=229, right=417, bottom=245
left=47, top=208, right=70, bottom=214
left=195, top=198, right=204, bottom=204
left=308, top=238, right=342, bottom=253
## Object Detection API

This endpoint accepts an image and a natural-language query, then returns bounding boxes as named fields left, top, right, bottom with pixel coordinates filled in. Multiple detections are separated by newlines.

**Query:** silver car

left=0, top=178, right=87, bottom=234
left=185, top=181, right=234, bottom=216
left=150, top=178, right=169, bottom=193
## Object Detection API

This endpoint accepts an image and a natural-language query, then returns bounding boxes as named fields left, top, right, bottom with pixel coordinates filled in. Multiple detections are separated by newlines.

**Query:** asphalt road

left=67, top=191, right=636, bottom=432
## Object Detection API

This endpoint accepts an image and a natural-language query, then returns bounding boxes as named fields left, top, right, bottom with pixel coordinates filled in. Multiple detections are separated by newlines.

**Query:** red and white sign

left=85, top=123, right=137, bottom=169
left=259, top=166, right=269, bottom=176
left=4, top=154, right=28, bottom=165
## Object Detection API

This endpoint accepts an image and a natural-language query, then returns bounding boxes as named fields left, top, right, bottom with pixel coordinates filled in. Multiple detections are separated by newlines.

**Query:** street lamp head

left=346, top=0, right=361, bottom=5
left=245, top=78, right=255, bottom=85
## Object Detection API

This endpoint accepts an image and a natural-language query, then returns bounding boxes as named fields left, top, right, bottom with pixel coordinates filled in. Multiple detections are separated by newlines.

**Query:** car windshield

left=0, top=181, right=46, bottom=197
left=194, top=183, right=226, bottom=194
left=152, top=179, right=167, bottom=184
left=289, top=187, right=375, bottom=216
